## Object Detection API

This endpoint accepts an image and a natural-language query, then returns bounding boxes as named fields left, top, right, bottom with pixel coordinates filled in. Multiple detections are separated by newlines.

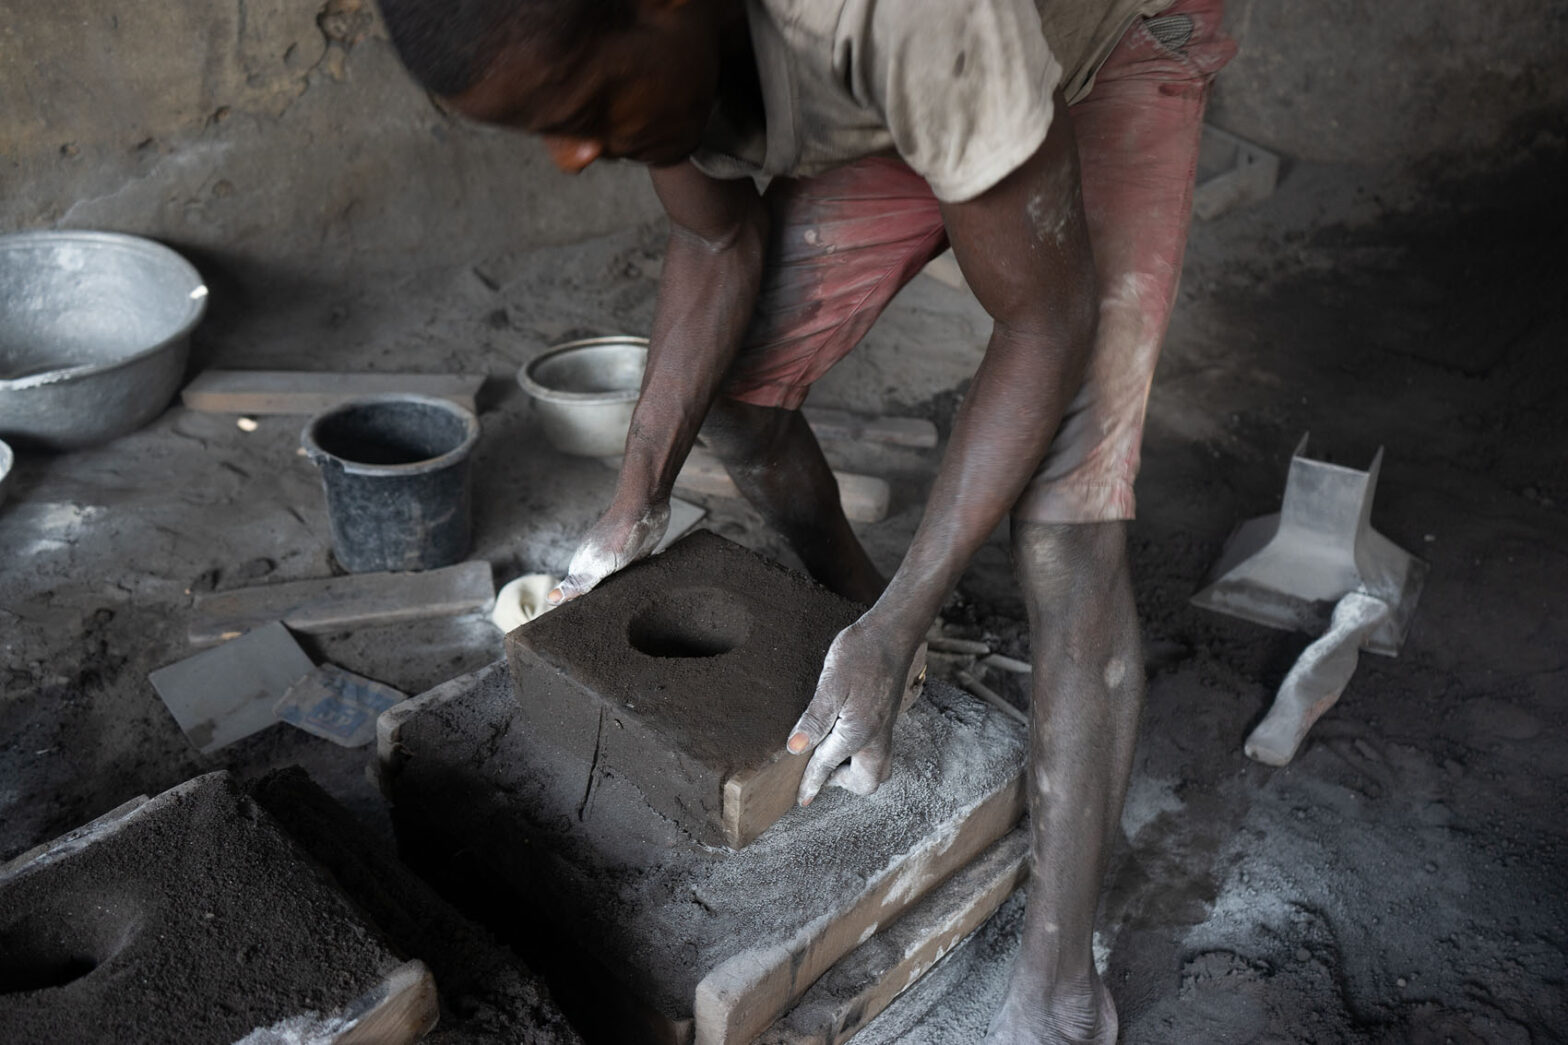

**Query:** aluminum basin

left=0, top=231, right=208, bottom=450
left=517, top=336, right=648, bottom=457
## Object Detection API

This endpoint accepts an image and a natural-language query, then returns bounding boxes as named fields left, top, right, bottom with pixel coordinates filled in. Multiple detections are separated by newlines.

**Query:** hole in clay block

left=627, top=587, right=751, bottom=658
left=0, top=896, right=141, bottom=995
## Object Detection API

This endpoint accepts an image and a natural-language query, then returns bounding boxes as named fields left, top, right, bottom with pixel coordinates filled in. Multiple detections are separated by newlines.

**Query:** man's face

left=448, top=2, right=721, bottom=173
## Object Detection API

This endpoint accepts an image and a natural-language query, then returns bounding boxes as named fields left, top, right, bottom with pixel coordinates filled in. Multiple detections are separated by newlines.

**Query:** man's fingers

left=797, top=728, right=857, bottom=806
left=549, top=571, right=600, bottom=605
left=828, top=739, right=890, bottom=796
left=787, top=696, right=840, bottom=756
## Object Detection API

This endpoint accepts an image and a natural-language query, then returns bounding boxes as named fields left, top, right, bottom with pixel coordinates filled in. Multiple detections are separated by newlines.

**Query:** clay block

left=0, top=771, right=436, bottom=1045
left=377, top=658, right=1026, bottom=1045
left=181, top=369, right=486, bottom=414
left=759, top=827, right=1028, bottom=1045
left=251, top=767, right=583, bottom=1044
left=505, top=531, right=864, bottom=849
left=190, top=560, right=495, bottom=646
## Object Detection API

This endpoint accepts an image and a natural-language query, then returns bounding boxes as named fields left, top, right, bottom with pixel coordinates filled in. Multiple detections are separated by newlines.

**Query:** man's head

left=378, top=0, right=728, bottom=172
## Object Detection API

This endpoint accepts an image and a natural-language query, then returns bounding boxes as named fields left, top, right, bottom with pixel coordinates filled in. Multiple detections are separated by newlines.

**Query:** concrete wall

left=0, top=0, right=661, bottom=280
left=3, top=0, right=1563, bottom=285
left=1210, top=0, right=1568, bottom=165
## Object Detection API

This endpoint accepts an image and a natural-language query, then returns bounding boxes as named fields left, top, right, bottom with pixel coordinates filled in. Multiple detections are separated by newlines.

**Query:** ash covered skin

left=549, top=500, right=670, bottom=605
left=787, top=614, right=912, bottom=804
left=1026, top=153, right=1083, bottom=250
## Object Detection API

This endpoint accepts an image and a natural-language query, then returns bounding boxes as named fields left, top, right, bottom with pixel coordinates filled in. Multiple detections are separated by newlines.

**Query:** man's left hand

left=787, top=613, right=920, bottom=805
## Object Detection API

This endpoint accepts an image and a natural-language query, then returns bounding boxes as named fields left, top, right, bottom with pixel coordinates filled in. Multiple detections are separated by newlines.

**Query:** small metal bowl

left=517, top=336, right=648, bottom=457
left=0, top=231, right=208, bottom=450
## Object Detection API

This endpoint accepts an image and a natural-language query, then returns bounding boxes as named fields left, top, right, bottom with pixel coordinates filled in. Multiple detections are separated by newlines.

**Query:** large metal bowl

left=517, top=336, right=648, bottom=457
left=0, top=231, right=208, bottom=450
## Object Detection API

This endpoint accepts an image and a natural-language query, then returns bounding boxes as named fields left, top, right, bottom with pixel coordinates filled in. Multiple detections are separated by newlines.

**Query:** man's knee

left=701, top=399, right=795, bottom=467
left=1010, top=519, right=1131, bottom=607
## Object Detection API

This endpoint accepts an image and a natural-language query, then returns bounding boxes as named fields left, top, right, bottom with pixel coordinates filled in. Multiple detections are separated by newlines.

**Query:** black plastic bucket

left=301, top=394, right=481, bottom=573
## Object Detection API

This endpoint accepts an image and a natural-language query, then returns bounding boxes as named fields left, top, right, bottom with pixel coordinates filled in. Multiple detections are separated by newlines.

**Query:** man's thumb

left=787, top=701, right=835, bottom=755
left=549, top=573, right=595, bottom=605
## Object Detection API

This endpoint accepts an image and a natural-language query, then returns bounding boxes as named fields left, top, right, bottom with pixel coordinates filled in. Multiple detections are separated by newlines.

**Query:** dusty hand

left=549, top=500, right=671, bottom=605
left=787, top=615, right=917, bottom=805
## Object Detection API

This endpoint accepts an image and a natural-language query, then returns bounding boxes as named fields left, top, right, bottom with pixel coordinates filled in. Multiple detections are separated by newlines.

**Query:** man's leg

left=989, top=3, right=1235, bottom=1042
left=702, top=157, right=948, bottom=604
left=991, top=520, right=1140, bottom=1043
left=702, top=400, right=886, bottom=605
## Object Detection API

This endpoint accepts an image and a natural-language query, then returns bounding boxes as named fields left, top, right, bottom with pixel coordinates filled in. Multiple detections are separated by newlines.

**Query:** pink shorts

left=720, top=0, right=1236, bottom=522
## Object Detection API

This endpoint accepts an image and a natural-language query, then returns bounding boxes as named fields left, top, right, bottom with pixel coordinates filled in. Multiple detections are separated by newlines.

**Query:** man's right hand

left=549, top=499, right=671, bottom=605
left=550, top=162, right=766, bottom=607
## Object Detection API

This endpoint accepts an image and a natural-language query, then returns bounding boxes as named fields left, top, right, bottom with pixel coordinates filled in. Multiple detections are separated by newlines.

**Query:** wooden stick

left=802, top=407, right=939, bottom=449
left=981, top=653, right=1033, bottom=675
left=602, top=450, right=892, bottom=524
left=955, top=670, right=1029, bottom=727
left=182, top=370, right=486, bottom=414
left=189, top=562, right=494, bottom=646
left=928, top=635, right=991, bottom=656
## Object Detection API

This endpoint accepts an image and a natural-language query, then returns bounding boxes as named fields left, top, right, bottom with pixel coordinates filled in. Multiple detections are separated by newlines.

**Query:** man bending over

left=379, top=0, right=1233, bottom=1038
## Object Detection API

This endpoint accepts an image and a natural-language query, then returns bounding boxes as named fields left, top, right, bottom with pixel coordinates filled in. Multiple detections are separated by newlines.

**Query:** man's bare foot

left=984, top=970, right=1118, bottom=1045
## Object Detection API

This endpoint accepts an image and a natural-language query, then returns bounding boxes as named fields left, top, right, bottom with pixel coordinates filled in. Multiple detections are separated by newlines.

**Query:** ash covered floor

left=2, top=149, right=1564, bottom=1044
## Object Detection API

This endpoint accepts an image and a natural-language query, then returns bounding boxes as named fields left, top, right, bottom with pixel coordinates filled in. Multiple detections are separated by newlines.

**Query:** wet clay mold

left=378, top=658, right=1026, bottom=1045
left=504, top=530, right=865, bottom=849
left=0, top=772, right=437, bottom=1045
left=251, top=767, right=583, bottom=1044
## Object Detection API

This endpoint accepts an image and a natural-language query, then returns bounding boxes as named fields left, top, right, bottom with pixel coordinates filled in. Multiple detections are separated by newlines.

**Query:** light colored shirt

left=692, top=0, right=1171, bottom=202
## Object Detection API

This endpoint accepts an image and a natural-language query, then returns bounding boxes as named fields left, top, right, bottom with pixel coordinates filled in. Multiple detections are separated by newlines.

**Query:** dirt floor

left=2, top=142, right=1563, bottom=1043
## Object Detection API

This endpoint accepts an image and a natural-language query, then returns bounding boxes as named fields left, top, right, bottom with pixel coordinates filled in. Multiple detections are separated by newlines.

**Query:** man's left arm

left=789, top=93, right=1099, bottom=801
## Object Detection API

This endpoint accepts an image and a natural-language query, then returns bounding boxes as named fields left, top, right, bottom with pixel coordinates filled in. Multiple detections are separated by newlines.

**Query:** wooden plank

left=694, top=768, right=1026, bottom=1045
left=760, top=829, right=1028, bottom=1045
left=334, top=960, right=441, bottom=1045
left=677, top=448, right=891, bottom=524
left=189, top=561, right=495, bottom=646
left=181, top=370, right=486, bottom=414
left=802, top=408, right=939, bottom=449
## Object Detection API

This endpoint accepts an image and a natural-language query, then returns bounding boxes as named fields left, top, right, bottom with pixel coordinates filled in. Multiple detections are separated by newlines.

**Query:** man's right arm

left=552, top=162, right=768, bottom=602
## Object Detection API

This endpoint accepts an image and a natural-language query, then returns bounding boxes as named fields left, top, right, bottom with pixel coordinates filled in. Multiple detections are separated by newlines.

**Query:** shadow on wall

left=1210, top=0, right=1568, bottom=167
left=1, top=0, right=661, bottom=283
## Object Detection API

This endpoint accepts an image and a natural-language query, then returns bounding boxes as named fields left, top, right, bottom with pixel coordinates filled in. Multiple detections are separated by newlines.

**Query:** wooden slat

left=181, top=370, right=486, bottom=414
left=695, top=771, right=1026, bottom=1045
left=677, top=449, right=892, bottom=524
left=334, top=961, right=441, bottom=1045
left=802, top=408, right=939, bottom=449
left=759, top=829, right=1028, bottom=1045
left=189, top=561, right=495, bottom=646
